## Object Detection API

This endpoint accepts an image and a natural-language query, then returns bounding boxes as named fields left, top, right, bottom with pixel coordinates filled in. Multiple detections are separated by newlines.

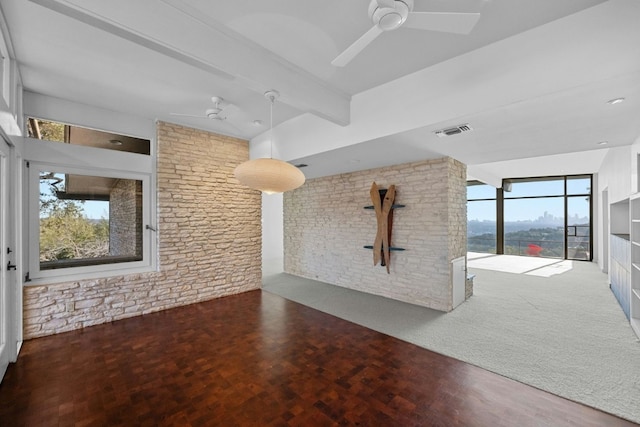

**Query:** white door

left=0, top=137, right=14, bottom=382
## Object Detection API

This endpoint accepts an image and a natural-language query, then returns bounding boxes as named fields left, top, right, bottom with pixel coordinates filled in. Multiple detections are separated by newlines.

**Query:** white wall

left=596, top=137, right=640, bottom=272
left=598, top=146, right=633, bottom=205
left=262, top=193, right=283, bottom=276
left=632, top=137, right=640, bottom=195
left=468, top=150, right=608, bottom=185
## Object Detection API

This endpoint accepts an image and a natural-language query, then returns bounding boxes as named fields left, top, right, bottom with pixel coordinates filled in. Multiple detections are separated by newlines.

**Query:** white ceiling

left=2, top=0, right=639, bottom=183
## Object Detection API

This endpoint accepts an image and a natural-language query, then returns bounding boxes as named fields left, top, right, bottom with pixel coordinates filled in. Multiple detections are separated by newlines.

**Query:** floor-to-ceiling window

left=467, top=175, right=592, bottom=261
left=467, top=182, right=498, bottom=254
left=503, top=177, right=566, bottom=258
left=565, top=175, right=592, bottom=261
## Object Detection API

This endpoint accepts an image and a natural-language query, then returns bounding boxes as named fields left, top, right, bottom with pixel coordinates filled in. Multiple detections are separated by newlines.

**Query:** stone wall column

left=284, top=157, right=467, bottom=312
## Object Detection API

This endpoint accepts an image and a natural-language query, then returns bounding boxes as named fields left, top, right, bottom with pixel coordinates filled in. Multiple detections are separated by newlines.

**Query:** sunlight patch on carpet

left=468, top=253, right=572, bottom=276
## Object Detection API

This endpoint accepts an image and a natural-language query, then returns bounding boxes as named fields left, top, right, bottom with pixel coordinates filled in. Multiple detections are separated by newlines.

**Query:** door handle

left=7, top=261, right=16, bottom=271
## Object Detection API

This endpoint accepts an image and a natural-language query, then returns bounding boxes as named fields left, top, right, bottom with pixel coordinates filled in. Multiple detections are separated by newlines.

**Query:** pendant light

left=234, top=90, right=305, bottom=194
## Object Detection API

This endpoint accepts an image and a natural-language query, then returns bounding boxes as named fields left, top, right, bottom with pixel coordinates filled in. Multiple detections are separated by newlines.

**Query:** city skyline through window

left=467, top=175, right=592, bottom=260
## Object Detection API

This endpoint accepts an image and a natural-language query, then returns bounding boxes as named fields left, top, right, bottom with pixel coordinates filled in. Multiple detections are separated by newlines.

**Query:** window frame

left=467, top=174, right=592, bottom=260
left=24, top=136, right=157, bottom=284
left=0, top=27, right=11, bottom=110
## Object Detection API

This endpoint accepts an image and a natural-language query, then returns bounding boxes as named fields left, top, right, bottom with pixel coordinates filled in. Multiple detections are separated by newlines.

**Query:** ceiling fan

left=170, top=96, right=241, bottom=126
left=332, top=0, right=481, bottom=67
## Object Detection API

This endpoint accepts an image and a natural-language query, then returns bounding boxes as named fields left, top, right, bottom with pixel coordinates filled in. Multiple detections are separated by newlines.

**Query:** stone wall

left=23, top=122, right=262, bottom=339
left=284, top=157, right=467, bottom=312
left=109, top=179, right=142, bottom=257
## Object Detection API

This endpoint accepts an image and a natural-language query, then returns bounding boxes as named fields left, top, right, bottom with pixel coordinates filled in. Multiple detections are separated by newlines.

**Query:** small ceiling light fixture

left=252, top=120, right=263, bottom=126
left=597, top=141, right=609, bottom=145
left=607, top=97, right=625, bottom=105
left=234, top=90, right=305, bottom=194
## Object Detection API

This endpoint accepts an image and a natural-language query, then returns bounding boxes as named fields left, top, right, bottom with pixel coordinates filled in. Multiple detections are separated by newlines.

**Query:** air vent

left=434, top=124, right=473, bottom=137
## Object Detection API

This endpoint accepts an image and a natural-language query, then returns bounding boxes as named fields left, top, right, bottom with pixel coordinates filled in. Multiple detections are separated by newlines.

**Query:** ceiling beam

left=28, top=0, right=351, bottom=126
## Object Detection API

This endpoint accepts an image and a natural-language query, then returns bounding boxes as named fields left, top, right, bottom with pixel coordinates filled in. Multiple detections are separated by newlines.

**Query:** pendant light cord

left=270, top=95, right=274, bottom=159
left=264, top=90, right=279, bottom=160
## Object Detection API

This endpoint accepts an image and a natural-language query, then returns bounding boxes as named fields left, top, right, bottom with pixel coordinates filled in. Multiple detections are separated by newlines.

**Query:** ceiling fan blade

left=376, top=0, right=396, bottom=8
left=331, top=25, right=384, bottom=67
left=169, top=112, right=207, bottom=119
left=404, top=12, right=481, bottom=34
left=219, top=120, right=241, bottom=132
left=219, top=103, right=240, bottom=119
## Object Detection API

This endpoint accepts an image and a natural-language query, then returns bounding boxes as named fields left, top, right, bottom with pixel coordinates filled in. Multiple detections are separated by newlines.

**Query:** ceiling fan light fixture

left=372, top=1, right=410, bottom=31
left=378, top=12, right=404, bottom=30
left=205, top=107, right=222, bottom=119
left=234, top=90, right=306, bottom=194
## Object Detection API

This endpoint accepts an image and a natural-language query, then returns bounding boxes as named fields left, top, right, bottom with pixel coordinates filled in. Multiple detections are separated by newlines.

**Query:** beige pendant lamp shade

left=234, top=90, right=305, bottom=194
left=234, top=157, right=305, bottom=194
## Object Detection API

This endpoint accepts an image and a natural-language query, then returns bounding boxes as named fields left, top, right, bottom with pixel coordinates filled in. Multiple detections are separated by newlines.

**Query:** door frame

left=0, top=131, right=20, bottom=383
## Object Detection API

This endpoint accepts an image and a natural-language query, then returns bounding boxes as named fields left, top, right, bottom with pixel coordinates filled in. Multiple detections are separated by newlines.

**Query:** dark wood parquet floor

left=0, top=290, right=637, bottom=427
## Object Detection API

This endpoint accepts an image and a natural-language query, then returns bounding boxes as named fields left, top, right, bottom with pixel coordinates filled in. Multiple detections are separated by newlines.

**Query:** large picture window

left=25, top=119, right=155, bottom=283
left=39, top=171, right=143, bottom=270
left=467, top=175, right=592, bottom=261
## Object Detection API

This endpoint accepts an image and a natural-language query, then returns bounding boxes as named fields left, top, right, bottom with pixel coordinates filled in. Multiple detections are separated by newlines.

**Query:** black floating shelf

left=363, top=245, right=405, bottom=251
left=363, top=204, right=405, bottom=210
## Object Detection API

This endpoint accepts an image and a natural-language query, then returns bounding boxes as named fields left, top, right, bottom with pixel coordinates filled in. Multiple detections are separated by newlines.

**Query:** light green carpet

left=263, top=260, right=640, bottom=424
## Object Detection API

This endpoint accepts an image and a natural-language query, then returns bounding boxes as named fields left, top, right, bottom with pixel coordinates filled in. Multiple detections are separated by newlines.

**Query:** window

left=25, top=120, right=155, bottom=283
left=506, top=178, right=564, bottom=198
left=566, top=176, right=591, bottom=195
left=38, top=171, right=143, bottom=270
left=467, top=181, right=497, bottom=254
left=503, top=196, right=564, bottom=258
left=27, top=118, right=150, bottom=154
left=467, top=175, right=593, bottom=260
left=504, top=176, right=591, bottom=260
left=0, top=30, right=11, bottom=109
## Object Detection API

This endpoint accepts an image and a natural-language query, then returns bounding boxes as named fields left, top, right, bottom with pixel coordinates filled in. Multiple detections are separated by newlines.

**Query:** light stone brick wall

left=109, top=179, right=142, bottom=257
left=284, top=157, right=467, bottom=312
left=23, top=122, right=262, bottom=339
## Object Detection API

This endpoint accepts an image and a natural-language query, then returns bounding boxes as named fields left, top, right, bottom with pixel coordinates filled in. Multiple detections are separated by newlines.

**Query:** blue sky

left=83, top=201, right=109, bottom=219
left=40, top=174, right=109, bottom=220
left=468, top=178, right=591, bottom=222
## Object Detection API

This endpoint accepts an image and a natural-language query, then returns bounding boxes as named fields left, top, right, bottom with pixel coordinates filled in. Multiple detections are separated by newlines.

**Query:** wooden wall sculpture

left=364, top=182, right=404, bottom=273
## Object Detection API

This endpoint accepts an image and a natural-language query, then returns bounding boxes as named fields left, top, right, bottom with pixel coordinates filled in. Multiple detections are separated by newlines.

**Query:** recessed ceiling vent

left=434, top=124, right=473, bottom=137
